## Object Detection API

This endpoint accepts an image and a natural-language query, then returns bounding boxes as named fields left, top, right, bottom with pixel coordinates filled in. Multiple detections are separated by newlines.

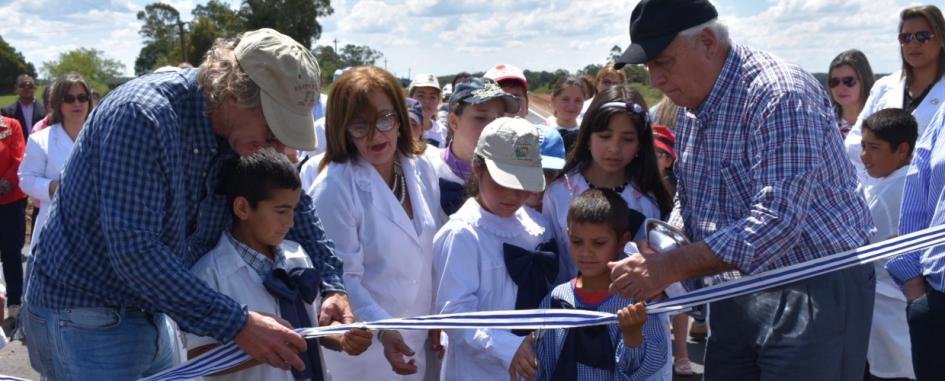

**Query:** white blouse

left=433, top=198, right=553, bottom=381
left=18, top=124, right=75, bottom=251
left=311, top=153, right=443, bottom=380
left=542, top=170, right=662, bottom=280
left=844, top=71, right=945, bottom=184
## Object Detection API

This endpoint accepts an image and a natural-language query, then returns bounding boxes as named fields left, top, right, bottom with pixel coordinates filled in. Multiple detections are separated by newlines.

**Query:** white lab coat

left=433, top=198, right=552, bottom=381
left=542, top=170, right=662, bottom=280
left=312, top=154, right=443, bottom=380
left=844, top=71, right=945, bottom=184
left=862, top=166, right=915, bottom=379
left=17, top=124, right=75, bottom=251
left=182, top=236, right=320, bottom=381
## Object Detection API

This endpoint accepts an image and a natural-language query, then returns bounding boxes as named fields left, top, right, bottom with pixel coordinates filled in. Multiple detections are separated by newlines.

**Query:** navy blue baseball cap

left=614, top=0, right=718, bottom=69
left=448, top=77, right=520, bottom=114
left=406, top=98, right=424, bottom=124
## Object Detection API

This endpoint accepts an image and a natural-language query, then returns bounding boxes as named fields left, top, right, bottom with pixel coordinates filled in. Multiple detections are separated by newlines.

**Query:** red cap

left=652, top=125, right=676, bottom=160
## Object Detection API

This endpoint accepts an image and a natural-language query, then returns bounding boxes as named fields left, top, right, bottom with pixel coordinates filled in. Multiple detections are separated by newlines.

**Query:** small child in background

left=510, top=188, right=667, bottom=381
left=407, top=97, right=425, bottom=143
left=859, top=108, right=918, bottom=380
left=183, top=149, right=372, bottom=381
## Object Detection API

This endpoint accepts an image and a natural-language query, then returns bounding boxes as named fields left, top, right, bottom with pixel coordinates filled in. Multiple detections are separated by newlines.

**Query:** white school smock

left=844, top=71, right=945, bottom=184
left=423, top=119, right=448, bottom=148
left=18, top=123, right=75, bottom=251
left=312, top=153, right=443, bottom=380
left=862, top=166, right=914, bottom=379
left=182, top=236, right=319, bottom=381
left=433, top=198, right=553, bottom=381
left=542, top=170, right=662, bottom=280
left=423, top=146, right=465, bottom=218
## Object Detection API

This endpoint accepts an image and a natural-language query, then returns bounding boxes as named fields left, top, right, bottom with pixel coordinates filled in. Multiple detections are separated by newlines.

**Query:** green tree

left=240, top=0, right=334, bottom=48
left=0, top=36, right=37, bottom=92
left=43, top=48, right=124, bottom=96
left=190, top=0, right=243, bottom=62
left=607, top=45, right=649, bottom=85
left=338, top=44, right=383, bottom=67
left=138, top=3, right=188, bottom=63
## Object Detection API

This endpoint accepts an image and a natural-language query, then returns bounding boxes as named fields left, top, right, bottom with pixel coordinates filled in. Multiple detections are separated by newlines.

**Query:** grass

left=0, top=86, right=46, bottom=107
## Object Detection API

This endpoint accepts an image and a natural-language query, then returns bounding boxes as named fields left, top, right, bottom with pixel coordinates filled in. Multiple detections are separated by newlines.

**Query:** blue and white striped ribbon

left=0, top=376, right=32, bottom=381
left=134, top=222, right=944, bottom=381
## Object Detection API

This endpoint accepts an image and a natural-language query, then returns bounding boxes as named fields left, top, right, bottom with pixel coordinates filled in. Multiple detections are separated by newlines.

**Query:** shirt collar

left=442, top=144, right=472, bottom=180
left=691, top=44, right=743, bottom=122
left=225, top=231, right=286, bottom=278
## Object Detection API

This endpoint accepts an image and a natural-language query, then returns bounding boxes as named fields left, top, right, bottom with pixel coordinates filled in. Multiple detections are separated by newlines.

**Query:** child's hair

left=862, top=108, right=919, bottom=156
left=452, top=72, right=473, bottom=87
left=559, top=85, right=673, bottom=216
left=465, top=155, right=488, bottom=198
left=217, top=148, right=301, bottom=211
left=551, top=76, right=584, bottom=98
left=596, top=63, right=627, bottom=84
left=567, top=188, right=632, bottom=239
left=580, top=75, right=597, bottom=99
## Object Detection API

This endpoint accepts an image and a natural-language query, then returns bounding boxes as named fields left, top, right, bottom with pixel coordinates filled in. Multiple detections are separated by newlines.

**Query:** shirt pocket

left=718, top=161, right=752, bottom=219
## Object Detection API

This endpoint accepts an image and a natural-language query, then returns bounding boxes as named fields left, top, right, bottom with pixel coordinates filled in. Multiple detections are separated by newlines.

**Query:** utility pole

left=384, top=58, right=388, bottom=70
left=177, top=19, right=187, bottom=64
left=333, top=38, right=338, bottom=55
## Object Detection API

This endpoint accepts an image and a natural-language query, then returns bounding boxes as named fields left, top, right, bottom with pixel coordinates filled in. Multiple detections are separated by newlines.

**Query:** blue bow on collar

left=628, top=208, right=646, bottom=239
left=264, top=267, right=323, bottom=380
left=556, top=128, right=578, bottom=155
left=503, top=240, right=559, bottom=336
left=548, top=297, right=616, bottom=380
left=439, top=178, right=466, bottom=216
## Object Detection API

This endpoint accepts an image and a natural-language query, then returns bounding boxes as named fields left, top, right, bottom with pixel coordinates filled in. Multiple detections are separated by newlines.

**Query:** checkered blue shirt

left=669, top=44, right=873, bottom=276
left=225, top=231, right=287, bottom=279
left=26, top=69, right=345, bottom=342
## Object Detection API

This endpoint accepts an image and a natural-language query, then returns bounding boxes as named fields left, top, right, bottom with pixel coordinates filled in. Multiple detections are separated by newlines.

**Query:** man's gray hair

left=678, top=18, right=731, bottom=46
left=197, top=34, right=261, bottom=111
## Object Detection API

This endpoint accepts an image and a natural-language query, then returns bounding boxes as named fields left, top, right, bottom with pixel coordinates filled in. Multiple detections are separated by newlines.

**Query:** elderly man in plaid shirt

left=21, top=29, right=354, bottom=380
left=608, top=1, right=875, bottom=380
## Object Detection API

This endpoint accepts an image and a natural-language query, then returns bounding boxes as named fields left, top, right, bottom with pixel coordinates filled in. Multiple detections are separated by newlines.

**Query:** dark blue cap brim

left=614, top=33, right=677, bottom=68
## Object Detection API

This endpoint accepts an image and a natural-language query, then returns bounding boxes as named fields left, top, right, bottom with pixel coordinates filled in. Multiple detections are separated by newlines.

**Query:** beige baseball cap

left=474, top=117, right=545, bottom=193
left=235, top=28, right=320, bottom=151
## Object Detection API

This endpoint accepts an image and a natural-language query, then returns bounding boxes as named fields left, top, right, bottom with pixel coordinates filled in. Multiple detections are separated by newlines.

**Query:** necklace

left=390, top=161, right=407, bottom=204
left=586, top=178, right=631, bottom=194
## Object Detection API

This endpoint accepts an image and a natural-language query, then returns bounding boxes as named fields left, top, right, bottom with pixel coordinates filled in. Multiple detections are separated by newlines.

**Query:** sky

left=0, top=0, right=942, bottom=80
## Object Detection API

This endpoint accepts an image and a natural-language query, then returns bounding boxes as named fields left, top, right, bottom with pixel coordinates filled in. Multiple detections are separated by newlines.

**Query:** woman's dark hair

left=551, top=76, right=584, bottom=98
left=828, top=49, right=875, bottom=119
left=49, top=72, right=93, bottom=125
left=899, top=5, right=945, bottom=85
left=217, top=148, right=301, bottom=211
left=567, top=188, right=631, bottom=238
left=558, top=85, right=673, bottom=216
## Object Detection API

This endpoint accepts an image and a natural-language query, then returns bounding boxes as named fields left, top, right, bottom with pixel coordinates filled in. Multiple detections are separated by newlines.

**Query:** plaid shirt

left=669, top=44, right=873, bottom=276
left=26, top=69, right=344, bottom=342
left=225, top=231, right=287, bottom=279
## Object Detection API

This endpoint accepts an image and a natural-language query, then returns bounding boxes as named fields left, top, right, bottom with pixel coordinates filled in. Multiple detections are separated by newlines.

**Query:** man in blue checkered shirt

left=608, top=1, right=875, bottom=380
left=20, top=29, right=354, bottom=379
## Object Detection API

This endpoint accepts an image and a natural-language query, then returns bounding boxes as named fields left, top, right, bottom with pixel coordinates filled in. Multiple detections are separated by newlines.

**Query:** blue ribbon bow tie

left=439, top=178, right=466, bottom=216
left=548, top=297, right=616, bottom=381
left=503, top=240, right=560, bottom=335
left=263, top=267, right=323, bottom=380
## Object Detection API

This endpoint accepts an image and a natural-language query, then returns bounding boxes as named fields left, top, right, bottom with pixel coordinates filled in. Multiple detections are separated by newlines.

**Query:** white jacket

left=18, top=124, right=75, bottom=251
left=312, top=154, right=443, bottom=380
left=844, top=71, right=945, bottom=184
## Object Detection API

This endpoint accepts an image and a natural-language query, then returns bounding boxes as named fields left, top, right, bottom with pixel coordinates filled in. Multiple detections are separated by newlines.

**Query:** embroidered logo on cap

left=514, top=136, right=531, bottom=160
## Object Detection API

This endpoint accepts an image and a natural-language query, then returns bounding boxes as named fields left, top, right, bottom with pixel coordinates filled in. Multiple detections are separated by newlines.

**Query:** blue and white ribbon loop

left=140, top=223, right=945, bottom=381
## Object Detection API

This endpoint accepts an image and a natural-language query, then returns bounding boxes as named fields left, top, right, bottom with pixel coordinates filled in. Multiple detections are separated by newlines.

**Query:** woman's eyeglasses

left=828, top=76, right=857, bottom=88
left=898, top=31, right=936, bottom=44
left=347, top=112, right=400, bottom=139
left=62, top=94, right=90, bottom=104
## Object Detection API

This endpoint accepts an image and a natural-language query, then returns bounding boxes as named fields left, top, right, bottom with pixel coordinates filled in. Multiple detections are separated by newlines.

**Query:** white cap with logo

left=474, top=117, right=545, bottom=193
left=235, top=28, right=320, bottom=151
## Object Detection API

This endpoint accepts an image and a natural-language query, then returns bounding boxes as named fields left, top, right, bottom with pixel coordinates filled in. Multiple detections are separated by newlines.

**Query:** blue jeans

left=22, top=304, right=175, bottom=381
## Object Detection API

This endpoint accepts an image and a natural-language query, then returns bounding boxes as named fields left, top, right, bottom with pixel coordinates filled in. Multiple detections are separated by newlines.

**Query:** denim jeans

left=906, top=285, right=945, bottom=381
left=22, top=304, right=175, bottom=381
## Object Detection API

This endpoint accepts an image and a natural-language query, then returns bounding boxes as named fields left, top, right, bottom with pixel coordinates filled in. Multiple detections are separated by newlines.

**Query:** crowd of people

left=1, top=0, right=945, bottom=380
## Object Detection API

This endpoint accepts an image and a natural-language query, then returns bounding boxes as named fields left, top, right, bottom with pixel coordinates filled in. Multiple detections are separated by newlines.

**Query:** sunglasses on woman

left=828, top=76, right=857, bottom=88
left=62, top=94, right=90, bottom=103
left=347, top=112, right=399, bottom=139
left=898, top=31, right=936, bottom=44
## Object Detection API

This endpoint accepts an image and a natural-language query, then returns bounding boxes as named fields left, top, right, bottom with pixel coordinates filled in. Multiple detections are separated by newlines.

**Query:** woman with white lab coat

left=310, top=66, right=443, bottom=380
left=845, top=5, right=945, bottom=183
left=18, top=73, right=92, bottom=251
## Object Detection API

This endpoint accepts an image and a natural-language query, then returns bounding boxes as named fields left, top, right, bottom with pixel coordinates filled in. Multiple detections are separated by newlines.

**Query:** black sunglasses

left=828, top=76, right=857, bottom=88
left=898, top=31, right=936, bottom=44
left=18, top=82, right=34, bottom=89
left=62, top=94, right=90, bottom=104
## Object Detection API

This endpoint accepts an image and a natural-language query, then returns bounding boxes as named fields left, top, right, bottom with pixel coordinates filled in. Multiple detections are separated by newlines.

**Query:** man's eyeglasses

left=347, top=112, right=400, bottom=139
left=898, top=31, right=936, bottom=44
left=18, top=82, right=35, bottom=89
left=828, top=76, right=857, bottom=88
left=62, top=94, right=90, bottom=104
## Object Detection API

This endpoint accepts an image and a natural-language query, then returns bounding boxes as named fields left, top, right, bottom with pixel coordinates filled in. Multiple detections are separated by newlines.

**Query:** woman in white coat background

left=18, top=72, right=92, bottom=251
left=845, top=5, right=945, bottom=183
left=311, top=66, right=444, bottom=380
